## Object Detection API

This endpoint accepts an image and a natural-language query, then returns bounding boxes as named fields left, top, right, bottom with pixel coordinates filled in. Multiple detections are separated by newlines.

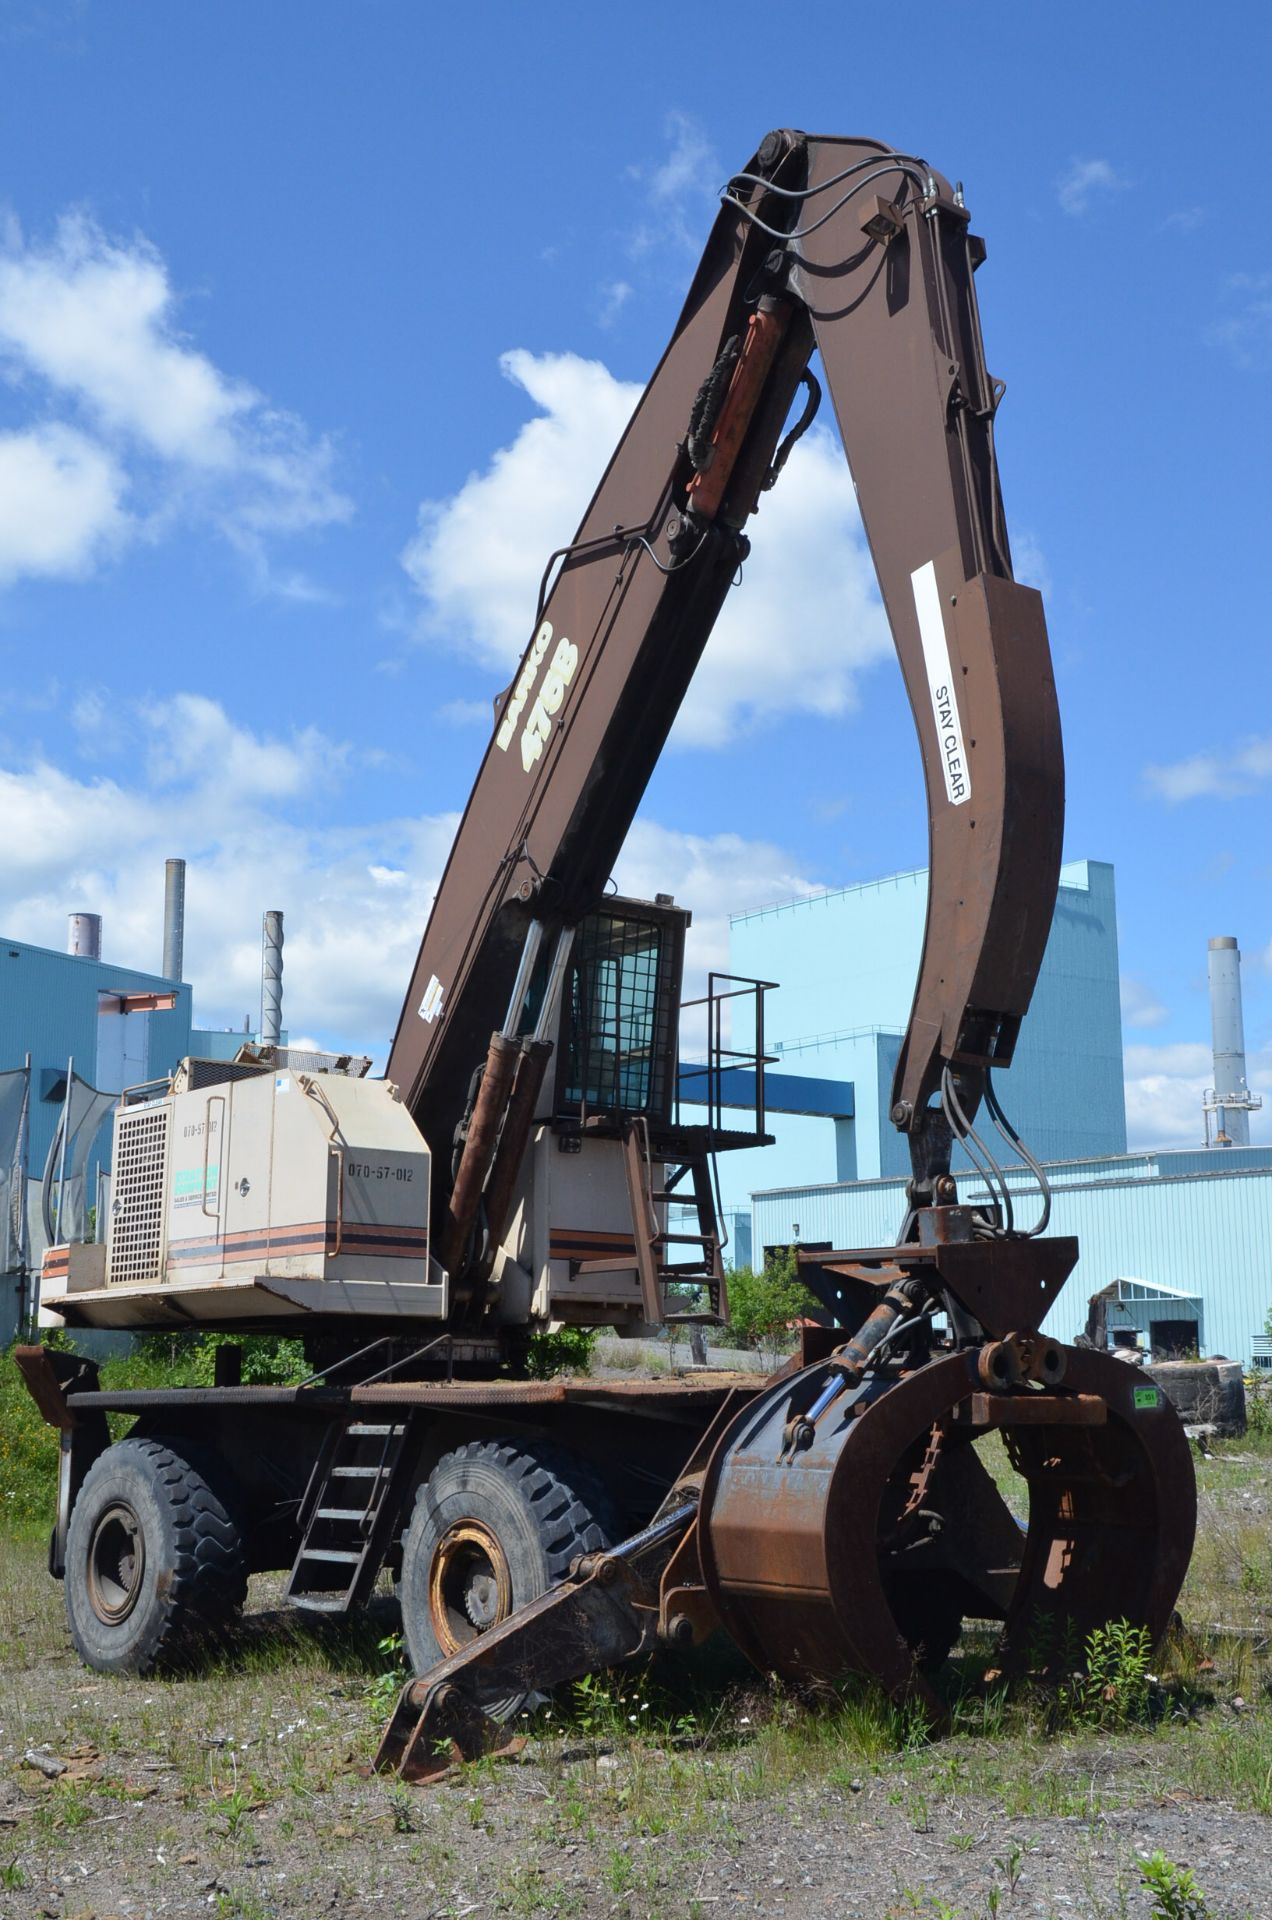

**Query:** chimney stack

left=261, top=910, right=284, bottom=1046
left=67, top=913, right=102, bottom=960
left=162, top=858, right=186, bottom=981
left=1206, top=936, right=1260, bottom=1146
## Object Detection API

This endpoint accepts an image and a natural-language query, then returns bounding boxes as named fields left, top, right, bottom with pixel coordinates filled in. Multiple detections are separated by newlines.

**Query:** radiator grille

left=107, top=1106, right=170, bottom=1286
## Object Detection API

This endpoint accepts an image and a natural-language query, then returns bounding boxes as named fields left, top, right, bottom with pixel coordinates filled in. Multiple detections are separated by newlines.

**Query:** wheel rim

left=428, top=1520, right=512, bottom=1655
left=87, top=1501, right=147, bottom=1624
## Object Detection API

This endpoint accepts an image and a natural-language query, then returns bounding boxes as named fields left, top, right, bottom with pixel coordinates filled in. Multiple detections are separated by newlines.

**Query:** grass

left=3, top=1350, right=1271, bottom=1915
left=0, top=1336, right=215, bottom=1534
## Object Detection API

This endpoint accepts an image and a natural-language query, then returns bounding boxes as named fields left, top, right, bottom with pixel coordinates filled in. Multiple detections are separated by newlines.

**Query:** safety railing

left=676, top=972, right=778, bottom=1140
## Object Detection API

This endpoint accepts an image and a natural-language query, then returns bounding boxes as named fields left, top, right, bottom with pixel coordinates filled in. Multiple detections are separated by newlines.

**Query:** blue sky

left=0, top=0, right=1268, bottom=1148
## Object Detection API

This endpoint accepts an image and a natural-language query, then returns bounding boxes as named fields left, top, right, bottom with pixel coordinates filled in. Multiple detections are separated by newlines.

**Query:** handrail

left=676, top=972, right=776, bottom=1137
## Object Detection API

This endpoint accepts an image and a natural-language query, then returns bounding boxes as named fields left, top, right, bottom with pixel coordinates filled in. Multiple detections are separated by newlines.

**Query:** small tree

left=727, top=1246, right=818, bottom=1364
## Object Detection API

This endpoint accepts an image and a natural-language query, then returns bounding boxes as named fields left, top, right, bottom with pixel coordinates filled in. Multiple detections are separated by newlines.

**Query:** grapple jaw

left=697, top=1340, right=1196, bottom=1728
left=375, top=1240, right=1196, bottom=1776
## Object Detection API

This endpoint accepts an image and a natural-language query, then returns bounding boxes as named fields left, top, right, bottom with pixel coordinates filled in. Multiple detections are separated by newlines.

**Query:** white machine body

left=490, top=1128, right=662, bottom=1328
left=40, top=1062, right=445, bottom=1330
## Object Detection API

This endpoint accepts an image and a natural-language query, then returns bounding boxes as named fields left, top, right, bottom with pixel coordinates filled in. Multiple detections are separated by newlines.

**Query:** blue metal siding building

left=707, top=859, right=1125, bottom=1229
left=752, top=1146, right=1272, bottom=1370
left=0, top=937, right=192, bottom=1174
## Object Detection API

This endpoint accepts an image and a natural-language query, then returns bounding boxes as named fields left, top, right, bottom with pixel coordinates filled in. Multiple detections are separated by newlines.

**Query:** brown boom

left=387, top=130, right=1062, bottom=1223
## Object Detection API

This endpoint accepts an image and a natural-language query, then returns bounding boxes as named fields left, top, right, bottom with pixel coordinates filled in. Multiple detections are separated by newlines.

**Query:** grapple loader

left=27, top=133, right=1195, bottom=1764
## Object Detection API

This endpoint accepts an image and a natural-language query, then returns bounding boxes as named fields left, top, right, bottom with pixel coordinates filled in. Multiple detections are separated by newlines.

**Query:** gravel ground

left=1, top=1722, right=1269, bottom=1920
left=1, top=1570, right=1268, bottom=1920
left=3, top=1430, right=1271, bottom=1920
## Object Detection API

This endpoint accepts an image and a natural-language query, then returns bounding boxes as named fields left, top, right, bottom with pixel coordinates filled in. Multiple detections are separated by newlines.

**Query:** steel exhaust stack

left=67, top=913, right=101, bottom=960
left=162, top=859, right=186, bottom=981
left=261, top=910, right=284, bottom=1047
left=1205, top=936, right=1261, bottom=1146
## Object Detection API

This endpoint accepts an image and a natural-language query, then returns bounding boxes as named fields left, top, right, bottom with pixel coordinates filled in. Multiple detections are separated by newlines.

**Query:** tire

left=64, top=1437, right=247, bottom=1675
left=398, top=1439, right=616, bottom=1717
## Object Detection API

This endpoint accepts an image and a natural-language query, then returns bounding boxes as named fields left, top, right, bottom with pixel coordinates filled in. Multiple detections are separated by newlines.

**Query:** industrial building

left=693, top=858, right=1125, bottom=1267
left=0, top=866, right=294, bottom=1343
left=732, top=883, right=1271, bottom=1371
left=0, top=929, right=193, bottom=1177
left=752, top=1143, right=1272, bottom=1372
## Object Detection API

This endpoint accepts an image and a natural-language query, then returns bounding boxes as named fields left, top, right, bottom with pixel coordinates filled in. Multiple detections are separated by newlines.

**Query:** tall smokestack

left=261, top=910, right=284, bottom=1046
left=1207, top=936, right=1255, bottom=1147
left=162, top=858, right=186, bottom=981
left=68, top=913, right=101, bottom=960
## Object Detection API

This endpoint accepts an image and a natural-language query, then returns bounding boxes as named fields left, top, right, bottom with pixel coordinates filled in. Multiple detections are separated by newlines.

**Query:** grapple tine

left=996, top=1348, right=1196, bottom=1677
left=374, top=1502, right=699, bottom=1781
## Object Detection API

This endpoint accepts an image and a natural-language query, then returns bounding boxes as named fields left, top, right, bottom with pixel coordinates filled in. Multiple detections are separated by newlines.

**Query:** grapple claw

left=697, top=1343, right=1195, bottom=1724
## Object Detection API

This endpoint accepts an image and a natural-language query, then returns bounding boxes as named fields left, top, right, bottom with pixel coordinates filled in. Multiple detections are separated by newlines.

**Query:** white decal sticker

left=911, top=561, right=972, bottom=806
left=519, top=636, right=579, bottom=772
left=418, top=974, right=445, bottom=1023
left=274, top=1075, right=290, bottom=1095
left=496, top=621, right=554, bottom=752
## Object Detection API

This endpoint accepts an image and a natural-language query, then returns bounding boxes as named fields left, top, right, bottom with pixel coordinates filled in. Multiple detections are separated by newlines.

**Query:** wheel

left=64, top=1437, right=246, bottom=1675
left=398, top=1439, right=616, bottom=1717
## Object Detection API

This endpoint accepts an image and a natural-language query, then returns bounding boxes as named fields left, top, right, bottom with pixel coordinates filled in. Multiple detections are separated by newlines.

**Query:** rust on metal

left=15, top=1345, right=78, bottom=1431
left=61, top=1374, right=764, bottom=1417
left=686, top=301, right=792, bottom=521
left=950, top=1390, right=1106, bottom=1428
left=442, top=1030, right=520, bottom=1281
left=695, top=1343, right=1194, bottom=1727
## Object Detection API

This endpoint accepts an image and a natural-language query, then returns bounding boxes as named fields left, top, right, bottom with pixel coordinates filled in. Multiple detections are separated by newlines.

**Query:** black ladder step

left=344, top=1422, right=403, bottom=1437
left=289, top=1595, right=351, bottom=1614
left=329, top=1464, right=383, bottom=1478
left=314, top=1507, right=371, bottom=1524
left=298, top=1547, right=362, bottom=1565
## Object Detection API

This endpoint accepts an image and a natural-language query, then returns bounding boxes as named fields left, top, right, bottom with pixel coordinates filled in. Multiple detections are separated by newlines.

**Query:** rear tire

left=398, top=1438, right=615, bottom=1717
left=65, top=1437, right=246, bottom=1675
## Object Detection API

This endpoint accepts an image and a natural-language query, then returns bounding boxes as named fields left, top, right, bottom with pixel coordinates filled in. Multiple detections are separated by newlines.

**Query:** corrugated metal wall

left=727, top=859, right=1126, bottom=1193
left=0, top=938, right=192, bottom=1172
left=754, top=1147, right=1272, bottom=1368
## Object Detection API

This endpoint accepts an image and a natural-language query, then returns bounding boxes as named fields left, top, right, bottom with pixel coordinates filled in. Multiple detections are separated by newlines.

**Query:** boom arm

left=387, top=130, right=1062, bottom=1224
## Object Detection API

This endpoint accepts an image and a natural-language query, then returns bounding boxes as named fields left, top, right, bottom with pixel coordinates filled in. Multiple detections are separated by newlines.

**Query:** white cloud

left=403, top=349, right=639, bottom=670
left=437, top=697, right=494, bottom=728
left=1145, top=735, right=1272, bottom=802
left=627, top=113, right=721, bottom=260
left=140, top=693, right=342, bottom=803
left=1057, top=158, right=1128, bottom=217
left=1120, top=975, right=1169, bottom=1030
left=0, top=211, right=350, bottom=587
left=1160, top=207, right=1205, bottom=235
left=597, top=280, right=633, bottom=328
left=649, top=112, right=718, bottom=207
left=615, top=817, right=817, bottom=985
left=0, top=695, right=454, bottom=1055
left=402, top=349, right=891, bottom=748
left=0, top=423, right=126, bottom=583
left=1010, top=529, right=1051, bottom=599
left=615, top=818, right=819, bottom=1055
left=1123, top=1040, right=1213, bottom=1148
left=0, top=690, right=815, bottom=1067
left=1210, top=273, right=1272, bottom=369
left=1124, top=1040, right=1272, bottom=1150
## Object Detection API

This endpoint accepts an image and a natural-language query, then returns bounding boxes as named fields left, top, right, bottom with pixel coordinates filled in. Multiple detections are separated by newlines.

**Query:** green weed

left=1057, top=1620, right=1152, bottom=1730
left=366, top=1629, right=407, bottom=1717
left=1140, top=1852, right=1209, bottom=1920
left=605, top=1845, right=637, bottom=1894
